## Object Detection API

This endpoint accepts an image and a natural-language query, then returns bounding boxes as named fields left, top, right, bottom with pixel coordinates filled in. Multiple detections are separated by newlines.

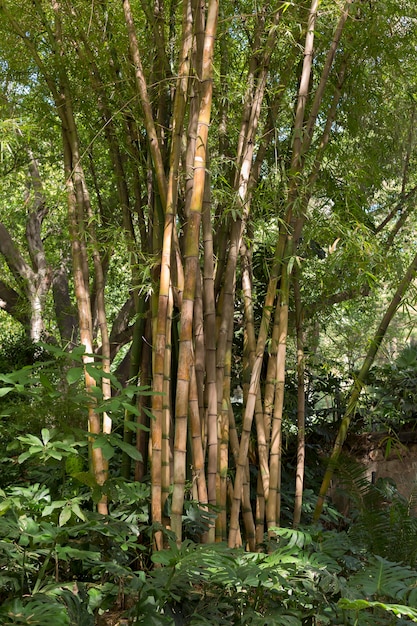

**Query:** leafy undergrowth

left=1, top=432, right=417, bottom=625
left=132, top=529, right=417, bottom=626
left=2, top=353, right=417, bottom=624
left=2, top=476, right=417, bottom=626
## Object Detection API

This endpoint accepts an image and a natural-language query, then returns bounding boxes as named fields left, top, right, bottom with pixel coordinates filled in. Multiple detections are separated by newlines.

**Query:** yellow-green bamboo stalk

left=194, top=269, right=206, bottom=427
left=227, top=479, right=242, bottom=547
left=162, top=284, right=173, bottom=523
left=293, top=273, right=305, bottom=528
left=202, top=169, right=218, bottom=511
left=64, top=148, right=108, bottom=514
left=291, top=0, right=320, bottom=173
left=228, top=403, right=255, bottom=549
left=216, top=6, right=287, bottom=484
left=184, top=0, right=205, bottom=216
left=241, top=240, right=254, bottom=402
left=42, top=2, right=111, bottom=511
left=234, top=11, right=265, bottom=181
left=301, top=0, right=353, bottom=157
left=227, top=230, right=287, bottom=548
left=140, top=0, right=192, bottom=545
left=225, top=26, right=303, bottom=539
left=122, top=0, right=170, bottom=539
left=266, top=257, right=290, bottom=532
left=263, top=298, right=280, bottom=445
left=135, top=313, right=152, bottom=482
left=171, top=0, right=218, bottom=544
left=122, top=0, right=167, bottom=208
left=189, top=363, right=209, bottom=508
left=241, top=240, right=270, bottom=499
left=216, top=315, right=234, bottom=542
left=314, top=248, right=417, bottom=522
left=217, top=5, right=286, bottom=439
left=255, top=472, right=265, bottom=547
left=71, top=32, right=148, bottom=475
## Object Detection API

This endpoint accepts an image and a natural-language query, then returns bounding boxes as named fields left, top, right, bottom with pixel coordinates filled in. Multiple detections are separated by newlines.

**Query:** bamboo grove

left=1, top=0, right=417, bottom=549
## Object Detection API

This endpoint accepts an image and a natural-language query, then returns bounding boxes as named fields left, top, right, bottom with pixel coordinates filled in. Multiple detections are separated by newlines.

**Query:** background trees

left=0, top=0, right=417, bottom=549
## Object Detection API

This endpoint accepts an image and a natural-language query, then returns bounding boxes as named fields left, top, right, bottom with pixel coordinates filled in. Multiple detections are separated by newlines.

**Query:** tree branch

left=0, top=222, right=33, bottom=283
left=0, top=280, right=29, bottom=326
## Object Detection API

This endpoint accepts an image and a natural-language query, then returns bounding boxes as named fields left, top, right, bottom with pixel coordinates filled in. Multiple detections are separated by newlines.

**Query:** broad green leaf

left=117, top=439, right=143, bottom=461
left=66, top=367, right=83, bottom=385
left=101, top=441, right=115, bottom=460
left=48, top=450, right=64, bottom=460
left=152, top=550, right=176, bottom=566
left=59, top=505, right=72, bottom=526
left=18, top=434, right=43, bottom=447
left=42, top=501, right=66, bottom=516
left=17, top=451, right=32, bottom=464
left=41, top=428, right=52, bottom=445
left=71, top=344, right=86, bottom=360
left=71, top=503, right=86, bottom=521
left=142, top=406, right=156, bottom=420
left=338, top=597, right=417, bottom=621
left=85, top=363, right=105, bottom=383
left=122, top=402, right=141, bottom=417
left=0, top=499, right=11, bottom=515
left=93, top=437, right=114, bottom=460
left=123, top=419, right=150, bottom=432
left=72, top=471, right=97, bottom=488
left=39, top=373, right=54, bottom=391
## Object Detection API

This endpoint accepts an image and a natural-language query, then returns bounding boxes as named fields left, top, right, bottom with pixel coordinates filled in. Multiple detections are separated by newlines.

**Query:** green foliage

left=0, top=345, right=155, bottom=622
left=17, top=428, right=87, bottom=464
left=0, top=343, right=152, bottom=490
left=3, top=347, right=417, bottom=624
left=0, top=596, right=72, bottom=626
left=124, top=525, right=417, bottom=625
left=0, top=477, right=150, bottom=623
left=0, top=333, right=50, bottom=374
left=365, top=343, right=417, bottom=429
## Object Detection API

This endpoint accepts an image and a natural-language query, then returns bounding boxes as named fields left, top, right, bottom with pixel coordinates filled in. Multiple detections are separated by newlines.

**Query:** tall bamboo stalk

left=202, top=168, right=218, bottom=517
left=266, top=252, right=290, bottom=532
left=171, top=0, right=218, bottom=544
left=241, top=241, right=269, bottom=499
left=122, top=0, right=167, bottom=208
left=228, top=397, right=255, bottom=549
left=161, top=284, right=174, bottom=525
left=301, top=0, right=353, bottom=157
left=216, top=335, right=231, bottom=542
left=314, top=248, right=417, bottom=522
left=228, top=0, right=319, bottom=548
left=293, top=272, right=305, bottom=528
left=216, top=8, right=286, bottom=498
left=189, top=362, right=209, bottom=513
